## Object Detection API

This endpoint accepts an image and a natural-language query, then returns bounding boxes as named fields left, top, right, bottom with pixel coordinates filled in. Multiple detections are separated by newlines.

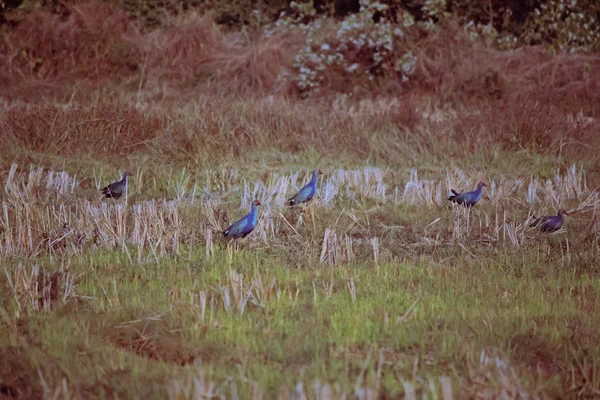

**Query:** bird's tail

left=528, top=216, right=540, bottom=227
left=448, top=189, right=458, bottom=201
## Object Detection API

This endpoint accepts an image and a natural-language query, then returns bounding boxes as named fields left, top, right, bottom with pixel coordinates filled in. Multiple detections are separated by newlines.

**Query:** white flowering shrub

left=522, top=0, right=600, bottom=53
left=265, top=1, right=320, bottom=37
left=269, top=0, right=418, bottom=94
left=417, top=0, right=598, bottom=53
left=462, top=21, right=518, bottom=50
left=421, top=0, right=450, bottom=25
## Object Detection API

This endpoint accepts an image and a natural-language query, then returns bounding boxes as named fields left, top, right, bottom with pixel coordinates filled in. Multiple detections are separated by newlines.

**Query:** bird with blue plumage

left=448, top=181, right=486, bottom=207
left=223, top=199, right=261, bottom=239
left=530, top=209, right=569, bottom=232
left=288, top=169, right=323, bottom=206
left=101, top=171, right=133, bottom=200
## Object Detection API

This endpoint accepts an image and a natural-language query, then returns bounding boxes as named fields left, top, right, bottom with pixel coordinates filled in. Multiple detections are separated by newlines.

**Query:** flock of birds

left=101, top=169, right=569, bottom=241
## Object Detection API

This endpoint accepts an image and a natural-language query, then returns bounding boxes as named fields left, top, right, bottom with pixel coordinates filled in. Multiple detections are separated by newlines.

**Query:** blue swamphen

left=530, top=209, right=569, bottom=232
left=101, top=171, right=133, bottom=199
left=223, top=199, right=261, bottom=239
left=288, top=169, right=323, bottom=206
left=448, top=182, right=486, bottom=207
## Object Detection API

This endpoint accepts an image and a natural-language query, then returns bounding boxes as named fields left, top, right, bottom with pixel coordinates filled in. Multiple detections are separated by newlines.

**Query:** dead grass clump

left=217, top=34, right=301, bottom=95
left=3, top=263, right=77, bottom=313
left=158, top=98, right=331, bottom=162
left=452, top=95, right=599, bottom=155
left=142, top=14, right=301, bottom=94
left=2, top=99, right=168, bottom=158
left=167, top=372, right=219, bottom=400
left=2, top=164, right=78, bottom=205
left=410, top=21, right=503, bottom=102
left=515, top=49, right=600, bottom=114
left=108, top=319, right=196, bottom=366
left=388, top=96, right=423, bottom=133
left=510, top=333, right=565, bottom=378
left=511, top=330, right=600, bottom=396
left=0, top=346, right=43, bottom=399
left=333, top=95, right=422, bottom=134
left=141, top=14, right=225, bottom=86
left=0, top=6, right=302, bottom=98
left=461, top=349, right=539, bottom=398
left=0, top=2, right=140, bottom=87
left=412, top=21, right=600, bottom=116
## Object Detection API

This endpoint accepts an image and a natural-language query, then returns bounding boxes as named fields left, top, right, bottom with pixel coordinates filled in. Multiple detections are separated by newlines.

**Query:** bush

left=522, top=0, right=600, bottom=53
left=269, top=0, right=419, bottom=95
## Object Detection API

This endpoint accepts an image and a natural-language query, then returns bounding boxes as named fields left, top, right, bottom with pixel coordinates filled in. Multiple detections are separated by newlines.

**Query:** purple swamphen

left=223, top=199, right=261, bottom=239
left=101, top=171, right=133, bottom=199
left=530, top=209, right=569, bottom=232
left=448, top=182, right=487, bottom=207
left=288, top=169, right=323, bottom=206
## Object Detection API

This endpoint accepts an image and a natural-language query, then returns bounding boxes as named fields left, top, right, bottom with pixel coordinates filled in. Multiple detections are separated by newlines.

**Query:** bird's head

left=252, top=199, right=262, bottom=206
left=125, top=171, right=133, bottom=177
left=559, top=209, right=569, bottom=216
left=478, top=182, right=487, bottom=189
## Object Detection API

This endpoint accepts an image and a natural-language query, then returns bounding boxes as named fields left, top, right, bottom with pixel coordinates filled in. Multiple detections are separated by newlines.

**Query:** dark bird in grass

left=530, top=209, right=569, bottom=232
left=223, top=199, right=261, bottom=239
left=101, top=171, right=133, bottom=200
left=288, top=169, right=322, bottom=206
left=448, top=182, right=486, bottom=207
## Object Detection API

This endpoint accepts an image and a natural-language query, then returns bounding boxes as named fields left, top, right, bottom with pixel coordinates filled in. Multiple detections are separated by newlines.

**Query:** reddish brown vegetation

left=107, top=319, right=196, bottom=366
left=142, top=15, right=299, bottom=94
left=0, top=3, right=301, bottom=98
left=1, top=1, right=599, bottom=102
left=4, top=101, right=167, bottom=158
left=511, top=333, right=565, bottom=378
left=413, top=23, right=600, bottom=109
left=1, top=1, right=599, bottom=105
left=510, top=329, right=600, bottom=397
left=0, top=346, right=42, bottom=399
left=0, top=2, right=599, bottom=166
left=408, top=25, right=600, bottom=157
left=451, top=97, right=598, bottom=156
left=0, top=3, right=139, bottom=87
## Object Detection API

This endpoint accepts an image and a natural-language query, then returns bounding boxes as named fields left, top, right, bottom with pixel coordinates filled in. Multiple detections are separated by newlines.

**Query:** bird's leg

left=226, top=240, right=232, bottom=260
left=310, top=206, right=316, bottom=240
left=466, top=206, right=471, bottom=240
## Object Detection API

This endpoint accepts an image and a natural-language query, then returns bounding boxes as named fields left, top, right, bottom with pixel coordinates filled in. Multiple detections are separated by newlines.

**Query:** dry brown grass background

left=1, top=2, right=599, bottom=166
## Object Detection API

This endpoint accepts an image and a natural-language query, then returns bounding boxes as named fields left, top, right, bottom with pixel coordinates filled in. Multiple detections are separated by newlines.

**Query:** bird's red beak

left=318, top=169, right=323, bottom=174
left=255, top=200, right=261, bottom=206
